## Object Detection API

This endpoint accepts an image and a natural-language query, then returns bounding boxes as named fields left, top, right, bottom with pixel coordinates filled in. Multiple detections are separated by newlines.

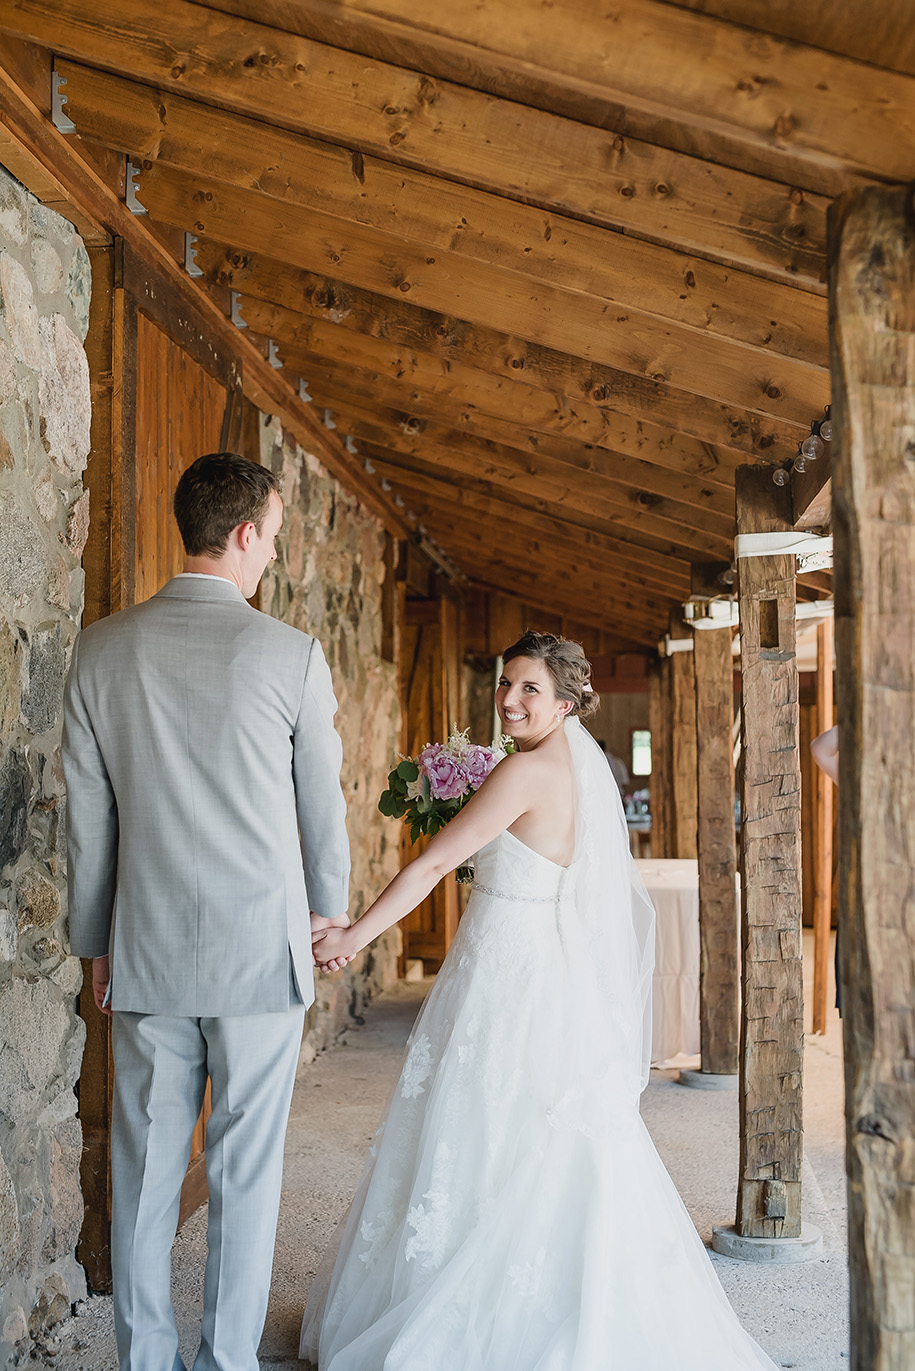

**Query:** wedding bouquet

left=378, top=727, right=511, bottom=882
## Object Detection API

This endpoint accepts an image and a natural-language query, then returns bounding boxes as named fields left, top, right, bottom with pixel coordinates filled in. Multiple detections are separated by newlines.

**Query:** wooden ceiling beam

left=218, top=286, right=784, bottom=488
left=202, top=0, right=915, bottom=196
left=263, top=342, right=738, bottom=531
left=133, top=161, right=830, bottom=423
left=296, top=387, right=734, bottom=559
left=369, top=457, right=709, bottom=566
left=667, top=2, right=915, bottom=80
left=315, top=400, right=735, bottom=531
left=470, top=578, right=661, bottom=646
left=55, top=60, right=831, bottom=377
left=0, top=57, right=412, bottom=538
left=432, top=530, right=674, bottom=633
left=0, top=2, right=835, bottom=286
left=407, top=522, right=676, bottom=640
left=377, top=463, right=692, bottom=597
left=192, top=240, right=805, bottom=462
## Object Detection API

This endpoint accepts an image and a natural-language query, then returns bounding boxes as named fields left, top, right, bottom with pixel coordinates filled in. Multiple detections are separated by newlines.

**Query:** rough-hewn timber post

left=669, top=611, right=698, bottom=859
left=648, top=657, right=672, bottom=858
left=812, top=617, right=835, bottom=1036
left=830, top=183, right=915, bottom=1371
left=694, top=626, right=740, bottom=1076
left=732, top=466, right=805, bottom=1242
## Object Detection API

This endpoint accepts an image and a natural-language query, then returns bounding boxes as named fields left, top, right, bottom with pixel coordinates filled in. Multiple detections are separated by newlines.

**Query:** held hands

left=310, top=911, right=355, bottom=974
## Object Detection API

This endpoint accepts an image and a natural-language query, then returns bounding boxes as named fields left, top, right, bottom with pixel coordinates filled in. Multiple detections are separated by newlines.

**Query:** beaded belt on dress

left=471, top=882, right=559, bottom=903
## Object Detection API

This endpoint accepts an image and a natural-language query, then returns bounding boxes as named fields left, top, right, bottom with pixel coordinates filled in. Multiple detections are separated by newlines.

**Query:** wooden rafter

left=668, top=1, right=915, bottom=79
left=200, top=0, right=915, bottom=195
left=191, top=240, right=806, bottom=461
left=54, top=57, right=831, bottom=370
left=61, top=156, right=830, bottom=425
left=8, top=4, right=831, bottom=287
left=258, top=345, right=737, bottom=533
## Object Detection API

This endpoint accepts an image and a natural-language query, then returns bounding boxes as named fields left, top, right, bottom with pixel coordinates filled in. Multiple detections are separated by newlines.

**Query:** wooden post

left=669, top=612, right=698, bottom=859
left=734, top=465, right=804, bottom=1240
left=694, top=627, right=740, bottom=1075
left=648, top=657, right=672, bottom=857
left=830, top=183, right=915, bottom=1371
left=811, top=617, right=835, bottom=1035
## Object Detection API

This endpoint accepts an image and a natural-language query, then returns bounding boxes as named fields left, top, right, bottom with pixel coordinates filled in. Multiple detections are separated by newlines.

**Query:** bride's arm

left=312, top=751, right=534, bottom=967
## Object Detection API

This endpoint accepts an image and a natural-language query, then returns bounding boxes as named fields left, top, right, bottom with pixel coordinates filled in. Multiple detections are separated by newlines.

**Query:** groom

left=63, top=452, right=350, bottom=1371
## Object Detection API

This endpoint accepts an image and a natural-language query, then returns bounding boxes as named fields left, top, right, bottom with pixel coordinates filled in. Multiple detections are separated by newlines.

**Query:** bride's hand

left=312, top=925, right=356, bottom=973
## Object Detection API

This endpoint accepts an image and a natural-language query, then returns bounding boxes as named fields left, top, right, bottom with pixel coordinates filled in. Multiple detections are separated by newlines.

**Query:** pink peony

left=419, top=743, right=468, bottom=801
left=463, top=745, right=498, bottom=791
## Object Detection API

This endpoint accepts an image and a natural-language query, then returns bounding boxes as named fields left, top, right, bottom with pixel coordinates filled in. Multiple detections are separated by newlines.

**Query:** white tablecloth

left=635, top=859, right=700, bottom=1065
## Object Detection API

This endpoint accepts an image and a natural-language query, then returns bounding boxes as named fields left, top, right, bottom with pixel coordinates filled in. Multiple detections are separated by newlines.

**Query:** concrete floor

left=56, top=932, right=848, bottom=1370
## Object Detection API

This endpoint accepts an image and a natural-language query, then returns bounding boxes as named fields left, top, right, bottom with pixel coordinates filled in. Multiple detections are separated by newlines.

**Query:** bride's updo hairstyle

left=502, top=630, right=600, bottom=720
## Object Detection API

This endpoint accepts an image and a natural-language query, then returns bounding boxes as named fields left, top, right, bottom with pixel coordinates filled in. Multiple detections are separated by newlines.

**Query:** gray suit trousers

left=111, top=1003, right=305, bottom=1371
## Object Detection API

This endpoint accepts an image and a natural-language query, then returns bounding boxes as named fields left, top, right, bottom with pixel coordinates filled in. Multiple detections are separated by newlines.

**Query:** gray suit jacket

left=62, top=575, right=350, bottom=1016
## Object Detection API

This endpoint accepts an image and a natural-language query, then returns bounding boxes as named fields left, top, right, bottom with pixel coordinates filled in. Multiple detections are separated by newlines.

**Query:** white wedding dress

left=301, top=721, right=777, bottom=1370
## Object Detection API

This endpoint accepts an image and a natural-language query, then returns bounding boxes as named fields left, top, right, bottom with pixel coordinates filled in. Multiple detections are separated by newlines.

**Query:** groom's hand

left=312, top=925, right=355, bottom=974
left=311, top=911, right=354, bottom=973
left=92, top=955, right=113, bottom=1017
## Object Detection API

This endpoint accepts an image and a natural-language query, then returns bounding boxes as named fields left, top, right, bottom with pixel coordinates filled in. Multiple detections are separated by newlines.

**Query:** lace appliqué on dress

left=401, top=1033, right=433, bottom=1099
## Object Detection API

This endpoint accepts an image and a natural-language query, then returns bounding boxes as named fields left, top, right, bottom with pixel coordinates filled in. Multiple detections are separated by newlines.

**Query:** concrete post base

left=711, top=1223, right=824, bottom=1263
left=678, top=1069, right=739, bottom=1090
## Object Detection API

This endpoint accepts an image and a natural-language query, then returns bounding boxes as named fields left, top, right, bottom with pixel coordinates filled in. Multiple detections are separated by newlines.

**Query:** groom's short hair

left=174, top=452, right=282, bottom=557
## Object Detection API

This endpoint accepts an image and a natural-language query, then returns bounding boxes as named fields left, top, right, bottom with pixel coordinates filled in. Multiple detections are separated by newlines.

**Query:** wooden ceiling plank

left=199, top=0, right=915, bottom=195
left=272, top=354, right=737, bottom=537
left=408, top=528, right=686, bottom=626
left=193, top=239, right=806, bottom=461
left=371, top=462, right=693, bottom=596
left=370, top=450, right=732, bottom=563
left=307, top=400, right=746, bottom=526
left=470, top=577, right=661, bottom=645
left=260, top=328, right=740, bottom=515
left=0, top=2, right=836, bottom=285
left=56, top=58, right=830, bottom=367
left=389, top=472, right=695, bottom=580
left=412, top=530, right=676, bottom=638
left=666, top=2, right=915, bottom=81
left=222, top=288, right=775, bottom=492
left=135, top=162, right=829, bottom=424
left=372, top=457, right=719, bottom=563
left=0, top=56, right=412, bottom=536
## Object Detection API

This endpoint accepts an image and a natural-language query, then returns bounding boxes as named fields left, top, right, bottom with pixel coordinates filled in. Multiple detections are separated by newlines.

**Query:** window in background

left=632, top=729, right=652, bottom=776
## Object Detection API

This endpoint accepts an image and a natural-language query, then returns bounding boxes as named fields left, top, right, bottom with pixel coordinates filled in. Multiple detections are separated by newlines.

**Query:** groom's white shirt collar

left=159, top=574, right=247, bottom=601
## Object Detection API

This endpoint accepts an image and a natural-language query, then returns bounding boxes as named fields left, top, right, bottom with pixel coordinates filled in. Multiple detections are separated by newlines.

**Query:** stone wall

left=259, top=417, right=403, bottom=1062
left=0, top=168, right=91, bottom=1361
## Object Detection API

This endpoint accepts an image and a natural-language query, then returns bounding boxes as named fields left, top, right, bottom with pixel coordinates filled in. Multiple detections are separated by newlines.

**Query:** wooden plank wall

left=134, top=312, right=227, bottom=603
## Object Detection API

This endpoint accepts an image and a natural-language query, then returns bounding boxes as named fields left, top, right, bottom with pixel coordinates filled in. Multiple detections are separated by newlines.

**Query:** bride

left=303, top=630, right=777, bottom=1370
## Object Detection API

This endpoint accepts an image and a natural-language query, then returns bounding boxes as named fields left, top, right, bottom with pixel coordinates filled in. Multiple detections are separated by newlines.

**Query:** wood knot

left=590, top=384, right=613, bottom=402
left=765, top=384, right=782, bottom=400
left=351, top=150, right=365, bottom=184
left=619, top=183, right=636, bottom=198
left=684, top=270, right=696, bottom=289
left=509, top=357, right=525, bottom=370
left=389, top=131, right=407, bottom=146
left=654, top=183, right=671, bottom=197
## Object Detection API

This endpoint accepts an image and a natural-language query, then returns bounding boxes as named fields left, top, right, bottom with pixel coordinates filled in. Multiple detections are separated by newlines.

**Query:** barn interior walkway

left=56, top=934, right=847, bottom=1371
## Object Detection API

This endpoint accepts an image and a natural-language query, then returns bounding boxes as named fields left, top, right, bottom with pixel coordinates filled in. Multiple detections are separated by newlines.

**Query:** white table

left=635, top=859, right=700, bottom=1065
